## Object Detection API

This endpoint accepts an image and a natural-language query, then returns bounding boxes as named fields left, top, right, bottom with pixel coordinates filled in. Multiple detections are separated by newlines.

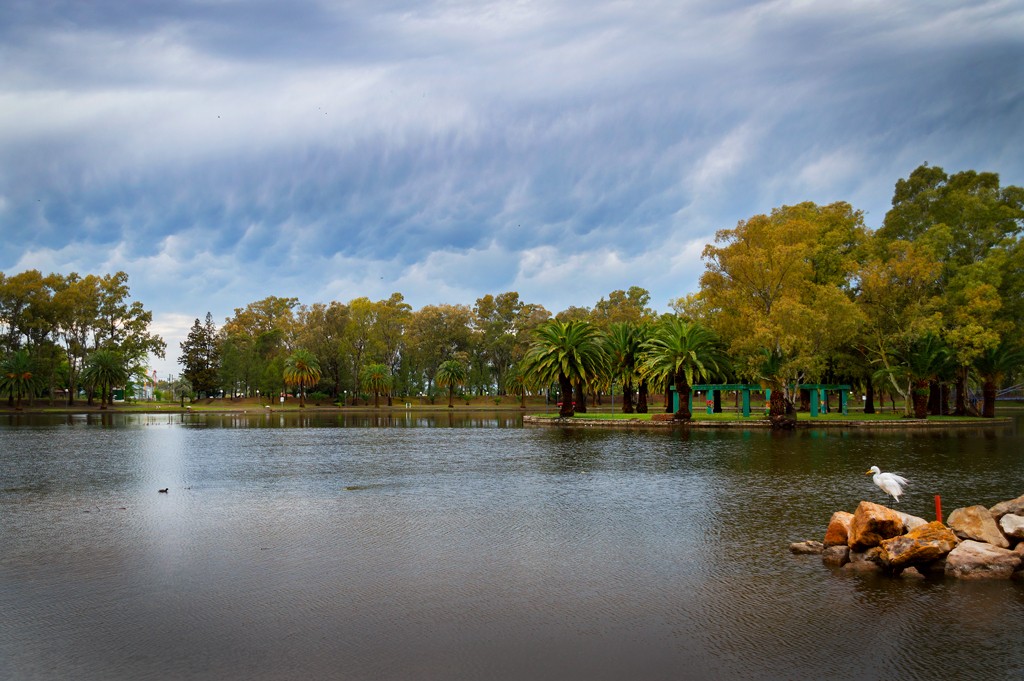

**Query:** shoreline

left=524, top=414, right=1016, bottom=428
left=1, top=402, right=1017, bottom=428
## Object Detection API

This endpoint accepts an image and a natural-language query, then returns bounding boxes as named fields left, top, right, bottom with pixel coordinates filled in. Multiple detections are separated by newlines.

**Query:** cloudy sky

left=2, top=0, right=1023, bottom=378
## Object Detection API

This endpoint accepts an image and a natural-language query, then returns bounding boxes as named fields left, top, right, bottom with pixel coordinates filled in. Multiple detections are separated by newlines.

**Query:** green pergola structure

left=672, top=384, right=852, bottom=417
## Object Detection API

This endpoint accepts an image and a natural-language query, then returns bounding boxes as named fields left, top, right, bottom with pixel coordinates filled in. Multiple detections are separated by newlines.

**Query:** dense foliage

left=0, top=271, right=165, bottom=406
left=2, top=165, right=1021, bottom=418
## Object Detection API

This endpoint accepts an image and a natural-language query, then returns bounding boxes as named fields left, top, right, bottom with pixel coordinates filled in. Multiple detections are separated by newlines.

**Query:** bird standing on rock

left=866, top=466, right=908, bottom=503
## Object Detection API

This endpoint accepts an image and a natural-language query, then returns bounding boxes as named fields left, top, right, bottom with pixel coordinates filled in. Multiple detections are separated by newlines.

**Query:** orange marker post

left=935, top=494, right=943, bottom=524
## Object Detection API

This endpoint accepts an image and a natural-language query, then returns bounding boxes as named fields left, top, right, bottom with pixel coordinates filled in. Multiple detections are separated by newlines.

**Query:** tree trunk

left=912, top=381, right=929, bottom=419
left=799, top=388, right=810, bottom=412
left=928, top=381, right=941, bottom=416
left=299, top=380, right=306, bottom=408
left=448, top=386, right=454, bottom=408
left=574, top=381, right=587, bottom=414
left=558, top=375, right=574, bottom=418
left=982, top=380, right=996, bottom=418
left=769, top=389, right=795, bottom=429
left=622, top=379, right=634, bottom=414
left=637, top=380, right=649, bottom=414
left=713, top=391, right=722, bottom=414
left=864, top=377, right=875, bottom=414
left=673, top=373, right=692, bottom=421
left=953, top=367, right=969, bottom=415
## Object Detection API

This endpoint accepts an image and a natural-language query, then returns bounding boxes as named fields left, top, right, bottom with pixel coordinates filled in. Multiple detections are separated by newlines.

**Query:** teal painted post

left=742, top=389, right=750, bottom=417
left=840, top=389, right=848, bottom=415
left=764, top=389, right=771, bottom=417
left=810, top=389, right=819, bottom=417
left=706, top=391, right=713, bottom=415
left=686, top=391, right=692, bottom=414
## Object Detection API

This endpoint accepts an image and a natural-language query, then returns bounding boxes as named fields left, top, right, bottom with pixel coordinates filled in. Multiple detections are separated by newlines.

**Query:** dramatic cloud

left=2, top=0, right=1023, bottom=376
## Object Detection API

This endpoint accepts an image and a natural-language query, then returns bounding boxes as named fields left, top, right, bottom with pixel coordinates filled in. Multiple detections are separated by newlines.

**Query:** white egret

left=866, top=465, right=908, bottom=503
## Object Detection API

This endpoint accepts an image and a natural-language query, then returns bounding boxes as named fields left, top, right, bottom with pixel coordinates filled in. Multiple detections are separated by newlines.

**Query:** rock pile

left=790, top=493, right=1024, bottom=580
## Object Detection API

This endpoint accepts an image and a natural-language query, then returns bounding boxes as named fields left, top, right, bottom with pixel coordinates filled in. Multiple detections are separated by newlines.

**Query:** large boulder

left=998, top=513, right=1024, bottom=542
left=880, top=521, right=959, bottom=569
left=947, top=505, right=1009, bottom=548
left=989, top=493, right=1024, bottom=520
left=823, top=511, right=854, bottom=547
left=944, top=540, right=1022, bottom=580
left=849, top=501, right=905, bottom=551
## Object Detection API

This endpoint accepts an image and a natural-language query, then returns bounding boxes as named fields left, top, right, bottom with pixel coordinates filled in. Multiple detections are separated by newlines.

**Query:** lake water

left=2, top=412, right=1023, bottom=680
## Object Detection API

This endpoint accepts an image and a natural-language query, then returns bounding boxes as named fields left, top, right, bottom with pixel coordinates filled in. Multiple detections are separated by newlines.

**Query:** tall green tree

left=222, top=296, right=298, bottom=398
left=294, top=301, right=350, bottom=398
left=522, top=320, right=605, bottom=418
left=50, top=273, right=100, bottom=405
left=374, top=293, right=412, bottom=402
left=435, top=358, right=468, bottom=408
left=639, top=317, right=728, bottom=422
left=698, top=201, right=866, bottom=410
left=473, top=292, right=524, bottom=394
left=878, top=164, right=1024, bottom=414
left=283, top=348, right=322, bottom=408
left=592, top=286, right=655, bottom=328
left=406, top=304, right=474, bottom=395
left=179, top=313, right=221, bottom=398
left=92, top=272, right=166, bottom=378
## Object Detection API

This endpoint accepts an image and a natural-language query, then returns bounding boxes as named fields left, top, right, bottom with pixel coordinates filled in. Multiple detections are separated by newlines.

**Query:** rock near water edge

left=880, top=521, right=959, bottom=569
left=944, top=540, right=1022, bottom=580
left=989, top=493, right=1024, bottom=520
left=849, top=501, right=905, bottom=552
left=946, top=505, right=1009, bottom=548
left=998, top=513, right=1024, bottom=541
left=823, top=511, right=854, bottom=547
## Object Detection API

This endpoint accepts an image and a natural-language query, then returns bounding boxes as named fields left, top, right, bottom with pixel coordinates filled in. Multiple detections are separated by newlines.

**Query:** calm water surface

left=2, top=412, right=1023, bottom=680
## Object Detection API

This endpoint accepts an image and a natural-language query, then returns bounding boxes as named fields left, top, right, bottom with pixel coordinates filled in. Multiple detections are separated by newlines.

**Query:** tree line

left=3, top=164, right=1022, bottom=419
left=0, top=271, right=165, bottom=408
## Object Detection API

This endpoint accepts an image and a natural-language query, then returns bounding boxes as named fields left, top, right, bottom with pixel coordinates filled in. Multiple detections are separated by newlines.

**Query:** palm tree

left=81, top=349, right=128, bottom=410
left=604, top=322, right=640, bottom=413
left=1, top=350, right=38, bottom=411
left=639, top=317, right=728, bottom=421
left=360, top=363, right=392, bottom=408
left=522, top=320, right=605, bottom=418
left=284, top=349, right=322, bottom=408
left=875, top=334, right=950, bottom=419
left=503, top=364, right=533, bottom=409
left=435, top=359, right=468, bottom=408
left=974, top=342, right=1024, bottom=418
left=752, top=347, right=796, bottom=426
